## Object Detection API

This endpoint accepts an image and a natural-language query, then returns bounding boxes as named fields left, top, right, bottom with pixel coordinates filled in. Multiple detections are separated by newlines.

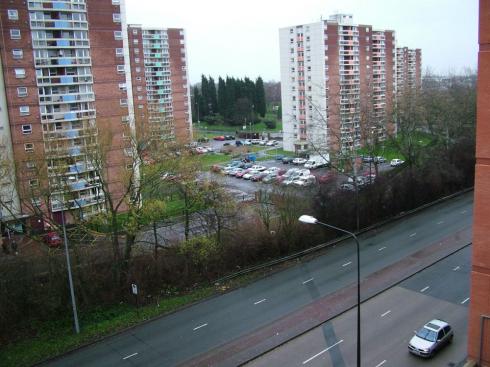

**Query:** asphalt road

left=44, top=192, right=473, bottom=367
left=246, top=245, right=471, bottom=367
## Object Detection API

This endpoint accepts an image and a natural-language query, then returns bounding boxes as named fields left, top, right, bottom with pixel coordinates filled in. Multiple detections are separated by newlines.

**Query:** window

left=17, top=87, right=27, bottom=97
left=120, top=99, right=127, bottom=106
left=26, top=161, right=36, bottom=170
left=10, top=29, right=21, bottom=39
left=21, top=124, right=32, bottom=134
left=134, top=57, right=140, bottom=63
left=112, top=13, right=121, bottom=22
left=133, top=39, right=139, bottom=45
left=29, top=179, right=39, bottom=188
left=8, top=9, right=19, bottom=20
left=14, top=68, right=25, bottom=78
left=12, top=49, right=23, bottom=59
left=116, top=65, right=125, bottom=73
left=114, top=31, right=122, bottom=40
left=116, top=48, right=124, bottom=57
left=112, top=0, right=120, bottom=4
left=132, top=29, right=138, bottom=35
left=135, top=67, right=141, bottom=73
left=19, top=106, right=30, bottom=115
left=366, top=27, right=370, bottom=32
left=137, top=95, right=143, bottom=100
left=121, top=115, right=129, bottom=123
left=138, top=104, right=143, bottom=109
left=24, top=143, right=34, bottom=153
left=366, top=36, right=369, bottom=42
left=31, top=198, right=41, bottom=206
left=134, top=48, right=140, bottom=54
left=118, top=83, right=126, bottom=91
left=136, top=86, right=142, bottom=92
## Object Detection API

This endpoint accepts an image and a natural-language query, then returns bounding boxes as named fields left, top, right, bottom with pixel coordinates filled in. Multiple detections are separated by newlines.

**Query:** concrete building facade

left=279, top=14, right=418, bottom=154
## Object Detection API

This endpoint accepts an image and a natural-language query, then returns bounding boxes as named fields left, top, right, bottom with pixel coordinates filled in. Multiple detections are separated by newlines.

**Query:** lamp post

left=61, top=209, right=80, bottom=334
left=298, top=214, right=361, bottom=367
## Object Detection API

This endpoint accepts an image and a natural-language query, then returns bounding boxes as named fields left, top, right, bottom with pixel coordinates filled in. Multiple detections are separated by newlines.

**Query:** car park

left=262, top=172, right=279, bottom=184
left=282, top=157, right=294, bottom=164
left=408, top=319, right=453, bottom=358
left=292, top=157, right=307, bottom=165
left=213, top=135, right=225, bottom=141
left=390, top=158, right=405, bottom=167
left=263, top=166, right=281, bottom=175
left=235, top=168, right=251, bottom=178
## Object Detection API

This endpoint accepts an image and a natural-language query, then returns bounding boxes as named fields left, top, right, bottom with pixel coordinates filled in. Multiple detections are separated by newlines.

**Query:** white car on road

left=390, top=158, right=405, bottom=167
left=293, top=157, right=307, bottom=165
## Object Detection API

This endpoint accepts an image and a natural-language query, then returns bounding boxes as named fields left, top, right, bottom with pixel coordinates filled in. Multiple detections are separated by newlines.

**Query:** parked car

left=275, top=154, right=285, bottom=161
left=362, top=155, right=374, bottom=163
left=251, top=139, right=261, bottom=145
left=408, top=319, right=453, bottom=358
left=44, top=231, right=62, bottom=247
left=227, top=167, right=242, bottom=176
left=282, top=157, right=294, bottom=164
left=262, top=172, right=279, bottom=184
left=235, top=140, right=243, bottom=147
left=263, top=167, right=281, bottom=175
left=195, top=146, right=208, bottom=154
left=293, top=157, right=307, bottom=165
left=266, top=140, right=276, bottom=146
left=374, top=156, right=386, bottom=163
left=224, top=135, right=235, bottom=140
left=340, top=183, right=355, bottom=191
left=251, top=165, right=267, bottom=172
left=243, top=169, right=259, bottom=180
left=347, top=176, right=366, bottom=187
left=390, top=158, right=405, bottom=167
left=259, top=140, right=267, bottom=146
left=235, top=168, right=251, bottom=178
left=223, top=142, right=231, bottom=146
left=292, top=175, right=316, bottom=187
left=251, top=172, right=268, bottom=182
left=213, top=135, right=225, bottom=141
left=318, top=171, right=337, bottom=184
left=243, top=139, right=252, bottom=145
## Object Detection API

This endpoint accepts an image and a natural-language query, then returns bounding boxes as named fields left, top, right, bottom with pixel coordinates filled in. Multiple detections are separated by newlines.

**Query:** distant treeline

left=192, top=75, right=266, bottom=126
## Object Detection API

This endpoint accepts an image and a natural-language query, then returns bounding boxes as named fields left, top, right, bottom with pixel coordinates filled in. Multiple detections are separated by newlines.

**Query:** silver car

left=408, top=319, right=453, bottom=358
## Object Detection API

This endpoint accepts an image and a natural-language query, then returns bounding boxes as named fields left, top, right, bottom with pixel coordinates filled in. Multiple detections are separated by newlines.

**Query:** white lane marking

left=342, top=261, right=352, bottom=267
left=461, top=297, right=470, bottom=304
left=453, top=266, right=461, bottom=271
left=437, top=221, right=444, bottom=225
left=302, top=339, right=344, bottom=364
left=420, top=286, right=430, bottom=293
left=122, top=352, right=138, bottom=360
left=254, top=298, right=267, bottom=305
left=375, top=360, right=387, bottom=367
left=380, top=310, right=391, bottom=318
left=409, top=232, right=417, bottom=237
left=461, top=210, right=467, bottom=214
left=378, top=246, right=387, bottom=251
left=302, top=278, right=314, bottom=285
left=193, top=323, right=208, bottom=331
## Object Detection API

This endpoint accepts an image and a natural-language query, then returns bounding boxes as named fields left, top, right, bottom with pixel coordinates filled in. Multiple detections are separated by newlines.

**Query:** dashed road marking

left=437, top=221, right=444, bottom=225
left=122, top=353, right=138, bottom=360
left=461, top=210, right=467, bottom=214
left=409, top=232, right=417, bottom=238
left=342, top=261, right=352, bottom=267
left=453, top=266, right=461, bottom=271
left=381, top=310, right=391, bottom=318
left=461, top=297, right=470, bottom=305
left=302, top=278, right=314, bottom=285
left=193, top=323, right=208, bottom=331
left=302, top=339, right=344, bottom=364
left=420, top=286, right=430, bottom=293
left=378, top=246, right=386, bottom=251
left=254, top=298, right=267, bottom=305
left=375, top=360, right=387, bottom=367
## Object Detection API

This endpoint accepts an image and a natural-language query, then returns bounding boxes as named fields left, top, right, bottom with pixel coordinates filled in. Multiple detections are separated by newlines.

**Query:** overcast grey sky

left=126, top=0, right=478, bottom=84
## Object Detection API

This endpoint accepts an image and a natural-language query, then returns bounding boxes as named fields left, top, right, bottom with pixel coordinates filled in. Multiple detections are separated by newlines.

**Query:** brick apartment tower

left=396, top=47, right=422, bottom=96
left=279, top=14, right=398, bottom=154
left=0, top=0, right=135, bottom=228
left=127, top=25, right=192, bottom=143
left=468, top=1, right=490, bottom=365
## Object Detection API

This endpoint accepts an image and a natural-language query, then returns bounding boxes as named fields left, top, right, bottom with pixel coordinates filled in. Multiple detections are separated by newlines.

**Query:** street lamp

left=298, top=214, right=361, bottom=367
left=61, top=208, right=80, bottom=334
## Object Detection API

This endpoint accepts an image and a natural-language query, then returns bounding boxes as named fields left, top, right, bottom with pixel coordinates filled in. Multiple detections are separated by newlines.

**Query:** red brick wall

left=87, top=0, right=129, bottom=211
left=167, top=28, right=191, bottom=143
left=468, top=1, right=490, bottom=364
